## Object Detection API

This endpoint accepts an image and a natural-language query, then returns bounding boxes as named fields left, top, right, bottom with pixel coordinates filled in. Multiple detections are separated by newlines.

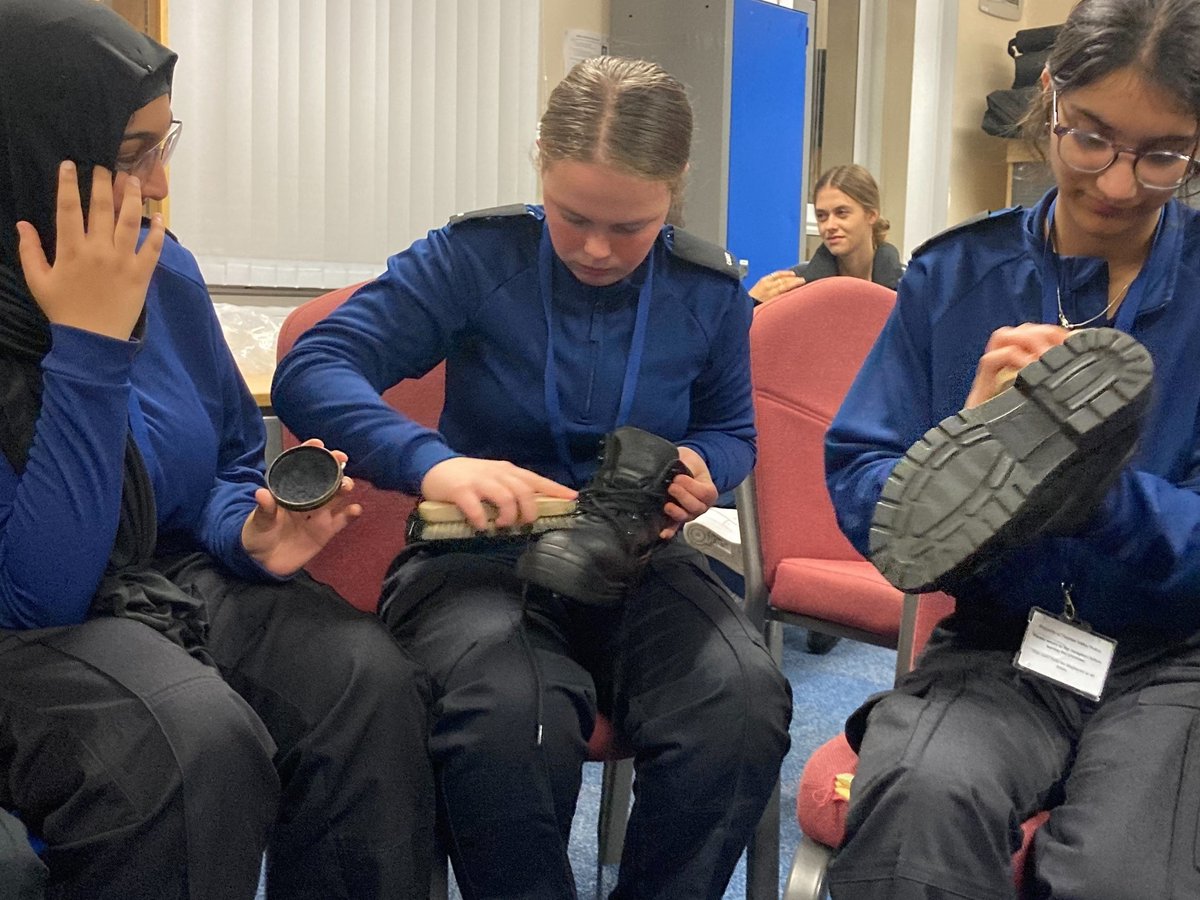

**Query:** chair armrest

left=735, top=473, right=770, bottom=632
left=895, top=592, right=920, bottom=682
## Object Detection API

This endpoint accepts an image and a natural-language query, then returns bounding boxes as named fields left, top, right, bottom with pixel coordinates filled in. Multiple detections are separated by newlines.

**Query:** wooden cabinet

left=103, top=1, right=165, bottom=41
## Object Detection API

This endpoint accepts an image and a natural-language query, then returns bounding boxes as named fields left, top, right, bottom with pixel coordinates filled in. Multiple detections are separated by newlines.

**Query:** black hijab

left=0, top=1, right=208, bottom=659
left=0, top=0, right=176, bottom=270
left=0, top=0, right=176, bottom=465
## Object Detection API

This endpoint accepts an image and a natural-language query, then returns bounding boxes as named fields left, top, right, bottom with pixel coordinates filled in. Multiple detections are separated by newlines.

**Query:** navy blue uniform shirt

left=827, top=190, right=1200, bottom=638
left=274, top=206, right=756, bottom=496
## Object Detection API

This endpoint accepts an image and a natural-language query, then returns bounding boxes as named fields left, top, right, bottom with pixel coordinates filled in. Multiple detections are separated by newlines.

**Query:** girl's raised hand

left=16, top=162, right=165, bottom=340
left=749, top=269, right=806, bottom=304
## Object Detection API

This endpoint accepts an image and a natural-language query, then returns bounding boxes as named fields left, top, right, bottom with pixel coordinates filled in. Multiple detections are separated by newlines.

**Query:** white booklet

left=683, top=507, right=744, bottom=574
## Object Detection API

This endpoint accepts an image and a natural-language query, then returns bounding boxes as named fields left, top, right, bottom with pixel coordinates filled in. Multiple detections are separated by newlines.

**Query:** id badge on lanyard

left=1013, top=583, right=1116, bottom=701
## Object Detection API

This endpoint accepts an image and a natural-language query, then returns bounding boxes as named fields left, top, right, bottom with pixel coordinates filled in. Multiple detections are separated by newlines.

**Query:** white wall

left=945, top=0, right=1075, bottom=228
left=877, top=0, right=915, bottom=254
left=540, top=0, right=609, bottom=110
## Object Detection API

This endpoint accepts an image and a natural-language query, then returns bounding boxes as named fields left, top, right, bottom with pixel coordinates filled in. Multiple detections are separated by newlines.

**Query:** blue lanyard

left=1039, top=199, right=1158, bottom=331
left=538, top=225, right=653, bottom=480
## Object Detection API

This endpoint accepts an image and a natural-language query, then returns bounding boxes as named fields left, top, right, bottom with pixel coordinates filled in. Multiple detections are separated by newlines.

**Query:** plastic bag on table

left=212, top=303, right=295, bottom=378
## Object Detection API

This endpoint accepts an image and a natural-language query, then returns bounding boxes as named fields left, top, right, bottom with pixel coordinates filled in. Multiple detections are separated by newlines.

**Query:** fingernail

left=128, top=176, right=141, bottom=189
left=61, top=160, right=75, bottom=173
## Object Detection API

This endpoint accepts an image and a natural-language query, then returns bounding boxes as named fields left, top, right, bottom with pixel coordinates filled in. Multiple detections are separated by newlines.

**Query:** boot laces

left=576, top=460, right=685, bottom=542
left=577, top=486, right=657, bottom=537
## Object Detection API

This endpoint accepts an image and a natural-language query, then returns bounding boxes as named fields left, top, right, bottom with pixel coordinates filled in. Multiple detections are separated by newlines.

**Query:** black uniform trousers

left=380, top=536, right=792, bottom=900
left=828, top=615, right=1200, bottom=900
left=0, top=554, right=435, bottom=900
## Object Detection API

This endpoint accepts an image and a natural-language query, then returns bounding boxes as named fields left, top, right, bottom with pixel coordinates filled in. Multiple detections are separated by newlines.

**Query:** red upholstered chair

left=738, top=277, right=1046, bottom=898
left=275, top=284, right=633, bottom=899
left=739, top=278, right=955, bottom=676
left=737, top=276, right=955, bottom=898
left=790, top=592, right=1050, bottom=897
left=793, top=723, right=1051, bottom=898
left=275, top=283, right=440, bottom=613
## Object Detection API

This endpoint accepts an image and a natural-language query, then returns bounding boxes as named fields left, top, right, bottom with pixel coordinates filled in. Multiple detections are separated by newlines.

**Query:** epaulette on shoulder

left=447, top=203, right=541, bottom=227
left=909, top=207, right=1022, bottom=258
left=666, top=227, right=743, bottom=280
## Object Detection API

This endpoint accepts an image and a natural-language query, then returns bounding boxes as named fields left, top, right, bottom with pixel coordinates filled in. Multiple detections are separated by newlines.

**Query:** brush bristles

left=407, top=497, right=579, bottom=542
left=415, top=497, right=577, bottom=523
left=414, top=514, right=578, bottom=541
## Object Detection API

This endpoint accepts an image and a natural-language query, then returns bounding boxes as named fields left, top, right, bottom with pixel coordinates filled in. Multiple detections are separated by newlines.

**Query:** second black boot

left=515, top=426, right=690, bottom=607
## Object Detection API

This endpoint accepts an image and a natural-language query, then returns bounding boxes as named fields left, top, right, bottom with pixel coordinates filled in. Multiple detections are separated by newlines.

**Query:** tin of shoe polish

left=265, top=444, right=344, bottom=512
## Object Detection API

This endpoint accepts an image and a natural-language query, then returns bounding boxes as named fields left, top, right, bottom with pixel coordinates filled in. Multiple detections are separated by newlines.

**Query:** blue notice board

left=727, top=0, right=810, bottom=286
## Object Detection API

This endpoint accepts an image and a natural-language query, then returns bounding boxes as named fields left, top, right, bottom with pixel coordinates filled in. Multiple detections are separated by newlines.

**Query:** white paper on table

left=691, top=507, right=741, bottom=545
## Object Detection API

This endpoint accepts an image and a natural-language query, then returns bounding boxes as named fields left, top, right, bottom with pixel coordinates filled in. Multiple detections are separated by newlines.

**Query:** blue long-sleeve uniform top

left=273, top=206, right=756, bottom=496
left=827, top=190, right=1200, bottom=639
left=0, top=233, right=272, bottom=629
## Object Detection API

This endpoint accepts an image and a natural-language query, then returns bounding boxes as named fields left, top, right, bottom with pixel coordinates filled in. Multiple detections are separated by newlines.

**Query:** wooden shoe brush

left=406, top=496, right=578, bottom=542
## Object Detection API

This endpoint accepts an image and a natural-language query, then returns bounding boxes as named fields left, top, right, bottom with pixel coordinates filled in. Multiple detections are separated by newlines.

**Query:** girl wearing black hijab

left=0, top=2, right=434, bottom=897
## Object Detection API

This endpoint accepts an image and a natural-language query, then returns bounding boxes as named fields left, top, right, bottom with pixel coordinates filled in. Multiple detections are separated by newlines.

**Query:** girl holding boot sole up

left=825, top=0, right=1200, bottom=896
left=274, top=56, right=792, bottom=899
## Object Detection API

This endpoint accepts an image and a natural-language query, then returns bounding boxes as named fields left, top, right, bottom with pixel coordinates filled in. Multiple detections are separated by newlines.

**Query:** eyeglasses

left=115, top=119, right=183, bottom=179
left=1051, top=91, right=1197, bottom=191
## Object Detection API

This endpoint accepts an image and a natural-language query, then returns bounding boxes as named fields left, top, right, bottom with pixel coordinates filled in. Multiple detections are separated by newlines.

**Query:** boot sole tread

left=868, top=328, right=1153, bottom=592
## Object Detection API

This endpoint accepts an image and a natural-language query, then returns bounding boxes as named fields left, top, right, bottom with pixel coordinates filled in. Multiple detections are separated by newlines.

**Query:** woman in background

left=750, top=163, right=903, bottom=303
left=0, top=1, right=433, bottom=897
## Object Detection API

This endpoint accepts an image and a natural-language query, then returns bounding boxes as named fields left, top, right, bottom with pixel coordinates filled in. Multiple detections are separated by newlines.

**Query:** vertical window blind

left=168, top=0, right=541, bottom=288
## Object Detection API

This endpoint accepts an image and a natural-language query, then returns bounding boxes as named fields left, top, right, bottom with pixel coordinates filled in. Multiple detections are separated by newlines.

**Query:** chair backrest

left=275, top=283, right=446, bottom=612
left=749, top=276, right=895, bottom=583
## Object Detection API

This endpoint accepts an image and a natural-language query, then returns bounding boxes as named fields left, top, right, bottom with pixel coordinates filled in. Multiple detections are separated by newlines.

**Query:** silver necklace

left=1056, top=278, right=1133, bottom=330
left=1048, top=221, right=1137, bottom=330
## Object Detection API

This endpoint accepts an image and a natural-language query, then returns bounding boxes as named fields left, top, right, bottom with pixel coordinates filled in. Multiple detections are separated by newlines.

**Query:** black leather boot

left=868, top=327, right=1154, bottom=593
left=516, top=426, right=690, bottom=607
